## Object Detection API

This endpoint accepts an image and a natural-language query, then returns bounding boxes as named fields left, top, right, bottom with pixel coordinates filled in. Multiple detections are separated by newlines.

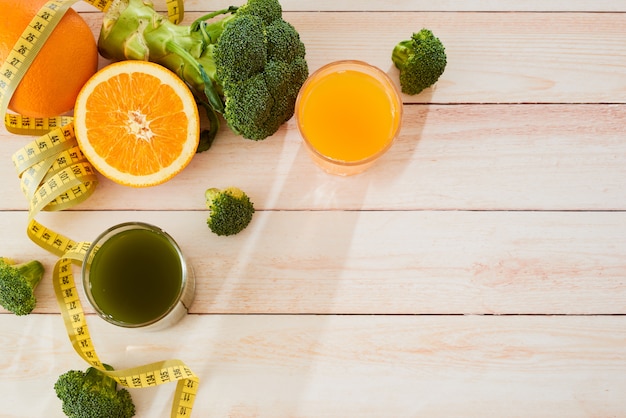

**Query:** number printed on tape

left=3, top=1, right=200, bottom=416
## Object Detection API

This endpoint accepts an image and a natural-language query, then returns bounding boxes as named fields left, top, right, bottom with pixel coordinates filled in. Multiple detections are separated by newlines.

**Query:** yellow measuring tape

left=12, top=123, right=98, bottom=218
left=28, top=219, right=199, bottom=417
left=3, top=1, right=200, bottom=417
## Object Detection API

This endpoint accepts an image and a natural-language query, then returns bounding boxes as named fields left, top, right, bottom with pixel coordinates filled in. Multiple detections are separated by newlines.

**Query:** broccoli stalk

left=0, top=257, right=44, bottom=316
left=391, top=28, right=447, bottom=95
left=98, top=0, right=308, bottom=142
left=205, top=187, right=255, bottom=236
left=54, top=364, right=136, bottom=418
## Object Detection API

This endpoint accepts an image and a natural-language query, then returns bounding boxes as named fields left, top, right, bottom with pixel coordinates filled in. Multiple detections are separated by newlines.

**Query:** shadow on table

left=187, top=100, right=431, bottom=413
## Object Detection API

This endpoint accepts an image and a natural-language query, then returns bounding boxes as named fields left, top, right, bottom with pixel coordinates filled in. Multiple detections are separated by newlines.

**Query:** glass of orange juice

left=295, top=60, right=403, bottom=176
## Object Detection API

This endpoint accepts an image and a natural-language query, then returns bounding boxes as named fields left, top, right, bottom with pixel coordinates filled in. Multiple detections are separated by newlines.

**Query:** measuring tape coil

left=3, top=1, right=200, bottom=417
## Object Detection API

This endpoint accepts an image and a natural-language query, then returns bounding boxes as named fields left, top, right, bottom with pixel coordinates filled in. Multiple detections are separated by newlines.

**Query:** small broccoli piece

left=392, top=28, right=447, bottom=95
left=98, top=0, right=309, bottom=142
left=0, top=257, right=44, bottom=316
left=205, top=187, right=255, bottom=236
left=54, top=364, right=136, bottom=418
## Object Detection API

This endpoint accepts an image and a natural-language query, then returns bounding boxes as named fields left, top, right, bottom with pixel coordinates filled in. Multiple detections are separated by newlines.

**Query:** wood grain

left=68, top=11, right=626, bottom=105
left=1, top=315, right=624, bottom=418
left=2, top=210, right=624, bottom=315
left=74, top=0, right=626, bottom=13
left=1, top=2, right=625, bottom=417
left=294, top=12, right=626, bottom=104
left=3, top=104, right=625, bottom=211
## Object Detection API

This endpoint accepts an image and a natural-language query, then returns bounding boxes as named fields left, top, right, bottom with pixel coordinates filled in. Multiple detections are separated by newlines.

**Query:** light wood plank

left=1, top=314, right=625, bottom=417
left=3, top=105, right=625, bottom=211
left=1, top=4, right=624, bottom=418
left=294, top=12, right=626, bottom=104
left=70, top=11, right=626, bottom=105
left=74, top=0, right=626, bottom=13
left=2, top=210, right=625, bottom=315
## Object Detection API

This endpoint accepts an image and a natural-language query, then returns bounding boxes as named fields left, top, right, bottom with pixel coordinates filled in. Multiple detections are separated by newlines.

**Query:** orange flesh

left=298, top=69, right=401, bottom=162
left=84, top=72, right=189, bottom=176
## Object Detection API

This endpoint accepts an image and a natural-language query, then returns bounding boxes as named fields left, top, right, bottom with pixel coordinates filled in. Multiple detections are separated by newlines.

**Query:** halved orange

left=74, top=61, right=200, bottom=187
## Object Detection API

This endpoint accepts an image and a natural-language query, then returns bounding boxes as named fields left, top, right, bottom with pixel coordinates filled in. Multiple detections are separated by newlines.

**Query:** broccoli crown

left=54, top=365, right=136, bottom=418
left=236, top=0, right=283, bottom=24
left=392, top=28, right=447, bottom=95
left=0, top=258, right=44, bottom=316
left=98, top=0, right=308, bottom=143
left=210, top=0, right=309, bottom=140
left=215, top=14, right=267, bottom=84
left=205, top=187, right=255, bottom=236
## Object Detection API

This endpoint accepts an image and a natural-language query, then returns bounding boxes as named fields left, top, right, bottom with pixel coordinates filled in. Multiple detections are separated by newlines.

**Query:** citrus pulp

left=74, top=60, right=200, bottom=187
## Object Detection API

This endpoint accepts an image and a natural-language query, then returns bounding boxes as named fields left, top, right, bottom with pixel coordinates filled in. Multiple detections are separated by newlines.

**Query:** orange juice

left=296, top=61, right=402, bottom=175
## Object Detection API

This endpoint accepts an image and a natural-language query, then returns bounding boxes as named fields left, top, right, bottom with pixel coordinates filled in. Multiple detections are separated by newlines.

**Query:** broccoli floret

left=236, top=0, right=282, bottom=24
left=54, top=364, right=136, bottom=418
left=205, top=0, right=308, bottom=140
left=214, top=14, right=267, bottom=85
left=211, top=14, right=301, bottom=138
left=98, top=0, right=309, bottom=143
left=0, top=257, right=44, bottom=316
left=392, top=28, right=447, bottom=95
left=205, top=187, right=255, bottom=236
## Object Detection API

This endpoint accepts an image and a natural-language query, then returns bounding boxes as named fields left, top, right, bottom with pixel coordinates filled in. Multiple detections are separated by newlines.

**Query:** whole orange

left=0, top=0, right=98, bottom=118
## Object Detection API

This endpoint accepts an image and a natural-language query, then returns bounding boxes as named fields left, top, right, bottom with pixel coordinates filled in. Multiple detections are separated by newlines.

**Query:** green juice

left=87, top=227, right=183, bottom=326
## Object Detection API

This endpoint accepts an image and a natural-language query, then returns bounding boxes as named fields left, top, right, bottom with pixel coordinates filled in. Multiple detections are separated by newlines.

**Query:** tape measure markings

left=27, top=218, right=79, bottom=257
left=12, top=123, right=98, bottom=218
left=55, top=255, right=103, bottom=367
left=53, top=251, right=200, bottom=418
left=4, top=113, right=73, bottom=136
left=39, top=145, right=89, bottom=189
left=12, top=124, right=76, bottom=174
left=0, top=0, right=116, bottom=117
left=85, top=0, right=113, bottom=12
left=166, top=0, right=185, bottom=24
left=6, top=1, right=200, bottom=416
left=28, top=163, right=97, bottom=217
left=0, top=0, right=80, bottom=119
left=20, top=159, right=53, bottom=201
left=1, top=0, right=178, bottom=135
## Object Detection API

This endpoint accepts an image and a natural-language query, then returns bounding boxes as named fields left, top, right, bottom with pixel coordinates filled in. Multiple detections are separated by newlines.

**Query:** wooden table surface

left=2, top=1, right=626, bottom=417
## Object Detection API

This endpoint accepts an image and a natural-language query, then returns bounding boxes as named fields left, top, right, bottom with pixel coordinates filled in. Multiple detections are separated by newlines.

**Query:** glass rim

left=82, top=222, right=188, bottom=328
left=295, top=60, right=403, bottom=167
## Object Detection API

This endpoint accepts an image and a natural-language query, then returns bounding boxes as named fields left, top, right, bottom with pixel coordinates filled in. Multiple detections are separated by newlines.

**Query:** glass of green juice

left=82, top=222, right=195, bottom=330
